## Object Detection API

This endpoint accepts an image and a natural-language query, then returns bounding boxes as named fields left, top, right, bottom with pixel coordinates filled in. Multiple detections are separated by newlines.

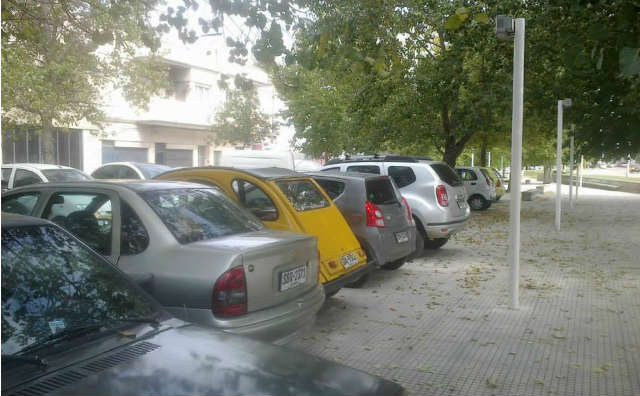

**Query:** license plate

left=340, top=253, right=359, bottom=269
left=279, top=266, right=307, bottom=291
left=395, top=231, right=409, bottom=243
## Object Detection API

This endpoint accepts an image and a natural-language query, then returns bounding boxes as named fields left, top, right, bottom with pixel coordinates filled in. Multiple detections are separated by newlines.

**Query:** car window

left=321, top=167, right=341, bottom=172
left=366, top=178, right=398, bottom=205
left=42, top=169, right=91, bottom=182
left=314, top=178, right=346, bottom=200
left=1, top=224, right=157, bottom=356
left=118, top=166, right=139, bottom=179
left=44, top=193, right=113, bottom=256
left=120, top=200, right=149, bottom=255
left=136, top=163, right=171, bottom=178
left=13, top=169, right=43, bottom=188
left=1, top=193, right=41, bottom=215
left=457, top=169, right=477, bottom=181
left=347, top=165, right=381, bottom=174
left=276, top=179, right=330, bottom=211
left=430, top=163, right=463, bottom=186
left=388, top=166, right=416, bottom=188
left=2, top=168, right=12, bottom=188
left=141, top=188, right=263, bottom=244
left=231, top=179, right=278, bottom=221
left=91, top=165, right=118, bottom=179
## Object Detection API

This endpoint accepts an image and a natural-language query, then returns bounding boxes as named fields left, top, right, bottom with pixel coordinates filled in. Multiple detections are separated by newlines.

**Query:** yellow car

left=157, top=167, right=373, bottom=297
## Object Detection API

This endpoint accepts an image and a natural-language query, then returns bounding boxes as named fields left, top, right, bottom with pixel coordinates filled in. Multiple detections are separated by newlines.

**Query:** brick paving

left=289, top=187, right=640, bottom=395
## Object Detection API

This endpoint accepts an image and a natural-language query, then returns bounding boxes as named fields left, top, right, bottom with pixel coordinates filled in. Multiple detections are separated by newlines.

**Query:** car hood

left=5, top=324, right=403, bottom=396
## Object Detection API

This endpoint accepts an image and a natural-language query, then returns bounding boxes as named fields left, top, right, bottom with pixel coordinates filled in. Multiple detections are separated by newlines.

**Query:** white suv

left=322, top=155, right=470, bottom=250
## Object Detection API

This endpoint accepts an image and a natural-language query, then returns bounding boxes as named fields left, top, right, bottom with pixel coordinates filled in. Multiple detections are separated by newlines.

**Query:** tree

left=210, top=77, right=273, bottom=148
left=1, top=0, right=168, bottom=163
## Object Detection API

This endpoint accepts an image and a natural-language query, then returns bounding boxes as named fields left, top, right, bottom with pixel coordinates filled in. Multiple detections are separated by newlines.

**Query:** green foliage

left=210, top=83, right=273, bottom=148
left=1, top=0, right=168, bottom=160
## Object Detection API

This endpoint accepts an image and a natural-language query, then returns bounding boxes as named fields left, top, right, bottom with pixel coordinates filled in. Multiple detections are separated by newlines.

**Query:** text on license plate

left=340, top=253, right=359, bottom=269
left=395, top=231, right=409, bottom=243
left=280, top=266, right=307, bottom=291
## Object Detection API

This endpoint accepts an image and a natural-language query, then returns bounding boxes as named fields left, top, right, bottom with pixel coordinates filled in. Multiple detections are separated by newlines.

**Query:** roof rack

left=410, top=156, right=433, bottom=162
left=324, top=154, right=418, bottom=165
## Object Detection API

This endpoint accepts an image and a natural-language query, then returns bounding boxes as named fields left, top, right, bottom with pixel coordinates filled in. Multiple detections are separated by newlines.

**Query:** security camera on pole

left=555, top=98, right=572, bottom=231
left=496, top=15, right=524, bottom=310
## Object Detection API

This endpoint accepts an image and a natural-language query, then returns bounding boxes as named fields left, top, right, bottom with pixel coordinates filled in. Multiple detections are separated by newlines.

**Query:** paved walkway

left=289, top=186, right=640, bottom=395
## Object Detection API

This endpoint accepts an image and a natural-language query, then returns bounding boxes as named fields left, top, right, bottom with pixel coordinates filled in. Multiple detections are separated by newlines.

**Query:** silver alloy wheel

left=469, top=195, right=486, bottom=210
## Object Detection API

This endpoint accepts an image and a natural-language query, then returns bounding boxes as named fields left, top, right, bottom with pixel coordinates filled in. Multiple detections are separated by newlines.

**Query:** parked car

left=91, top=162, right=172, bottom=180
left=488, top=168, right=506, bottom=200
left=156, top=167, right=373, bottom=297
left=308, top=171, right=417, bottom=276
left=1, top=180, right=325, bottom=343
left=215, top=149, right=322, bottom=171
left=1, top=163, right=90, bottom=191
left=0, top=213, right=404, bottom=396
left=321, top=155, right=470, bottom=250
left=455, top=166, right=497, bottom=210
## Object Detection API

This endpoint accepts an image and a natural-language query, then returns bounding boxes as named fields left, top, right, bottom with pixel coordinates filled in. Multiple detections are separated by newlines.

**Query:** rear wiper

left=2, top=354, right=48, bottom=368
left=17, top=323, right=105, bottom=356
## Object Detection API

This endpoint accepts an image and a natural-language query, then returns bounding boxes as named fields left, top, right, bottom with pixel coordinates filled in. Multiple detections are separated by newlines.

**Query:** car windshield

left=1, top=224, right=159, bottom=356
left=276, top=179, right=330, bottom=212
left=41, top=169, right=91, bottom=182
left=141, top=188, right=263, bottom=244
left=429, top=163, right=463, bottom=186
left=136, top=163, right=172, bottom=178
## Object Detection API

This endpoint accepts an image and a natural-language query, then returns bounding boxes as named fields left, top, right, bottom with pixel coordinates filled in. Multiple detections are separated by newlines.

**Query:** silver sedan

left=1, top=180, right=325, bottom=344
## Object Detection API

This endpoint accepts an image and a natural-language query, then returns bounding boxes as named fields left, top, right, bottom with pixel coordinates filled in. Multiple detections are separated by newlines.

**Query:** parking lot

left=290, top=185, right=640, bottom=396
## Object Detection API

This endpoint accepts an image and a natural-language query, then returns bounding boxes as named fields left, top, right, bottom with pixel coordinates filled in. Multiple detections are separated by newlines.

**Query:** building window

left=194, top=84, right=211, bottom=102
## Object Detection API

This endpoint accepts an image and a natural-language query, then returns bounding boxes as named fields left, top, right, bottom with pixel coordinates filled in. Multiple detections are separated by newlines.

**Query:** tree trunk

left=41, top=117, right=57, bottom=164
left=543, top=160, right=553, bottom=183
left=479, top=137, right=488, bottom=167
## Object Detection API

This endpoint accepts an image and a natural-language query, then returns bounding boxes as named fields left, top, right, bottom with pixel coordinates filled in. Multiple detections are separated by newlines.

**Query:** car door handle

left=470, top=182, right=477, bottom=185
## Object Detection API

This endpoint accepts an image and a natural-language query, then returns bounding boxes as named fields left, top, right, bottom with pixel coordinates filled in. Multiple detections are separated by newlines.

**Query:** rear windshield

left=276, top=180, right=330, bottom=211
left=41, top=169, right=91, bottom=182
left=137, top=163, right=172, bottom=178
left=429, top=163, right=462, bottom=186
left=141, top=188, right=263, bottom=244
left=479, top=168, right=492, bottom=179
left=366, top=178, right=398, bottom=205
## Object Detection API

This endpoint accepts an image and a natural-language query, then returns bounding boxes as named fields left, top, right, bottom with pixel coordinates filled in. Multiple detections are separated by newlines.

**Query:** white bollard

left=569, top=135, right=574, bottom=208
left=555, top=101, right=563, bottom=231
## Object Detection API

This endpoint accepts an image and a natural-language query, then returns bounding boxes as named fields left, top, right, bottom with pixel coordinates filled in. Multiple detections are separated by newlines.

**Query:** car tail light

left=212, top=266, right=247, bottom=317
left=365, top=201, right=385, bottom=227
left=436, top=185, right=449, bottom=207
left=401, top=197, right=413, bottom=224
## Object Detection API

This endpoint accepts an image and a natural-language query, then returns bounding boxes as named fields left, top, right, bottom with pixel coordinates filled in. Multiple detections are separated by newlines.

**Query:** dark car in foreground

left=1, top=214, right=404, bottom=396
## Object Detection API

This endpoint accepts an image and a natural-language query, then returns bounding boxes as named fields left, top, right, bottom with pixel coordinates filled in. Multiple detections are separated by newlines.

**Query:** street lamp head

left=495, top=15, right=515, bottom=41
left=562, top=98, right=573, bottom=108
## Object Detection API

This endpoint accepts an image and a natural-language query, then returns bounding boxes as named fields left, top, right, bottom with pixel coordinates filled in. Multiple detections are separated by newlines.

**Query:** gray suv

left=309, top=172, right=417, bottom=275
left=321, top=155, right=470, bottom=249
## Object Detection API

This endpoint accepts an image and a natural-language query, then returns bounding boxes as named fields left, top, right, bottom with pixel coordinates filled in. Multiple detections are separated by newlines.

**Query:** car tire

left=423, top=236, right=449, bottom=249
left=345, top=273, right=369, bottom=288
left=407, top=217, right=426, bottom=261
left=381, top=257, right=406, bottom=270
left=468, top=194, right=489, bottom=211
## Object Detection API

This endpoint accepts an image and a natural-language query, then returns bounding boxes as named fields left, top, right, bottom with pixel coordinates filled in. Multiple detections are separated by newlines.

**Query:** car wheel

left=468, top=194, right=489, bottom=211
left=423, top=236, right=449, bottom=249
left=408, top=217, right=426, bottom=261
left=381, top=257, right=406, bottom=270
left=345, top=273, right=369, bottom=288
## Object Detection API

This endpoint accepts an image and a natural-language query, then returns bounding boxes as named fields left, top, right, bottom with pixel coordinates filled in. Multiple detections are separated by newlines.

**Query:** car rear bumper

left=425, top=217, right=469, bottom=238
left=361, top=226, right=416, bottom=266
left=165, top=283, right=325, bottom=345
left=323, top=260, right=376, bottom=295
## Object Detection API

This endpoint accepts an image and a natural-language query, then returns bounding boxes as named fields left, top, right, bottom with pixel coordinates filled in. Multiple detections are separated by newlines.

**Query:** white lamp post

left=555, top=98, right=572, bottom=231
left=496, top=15, right=524, bottom=310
